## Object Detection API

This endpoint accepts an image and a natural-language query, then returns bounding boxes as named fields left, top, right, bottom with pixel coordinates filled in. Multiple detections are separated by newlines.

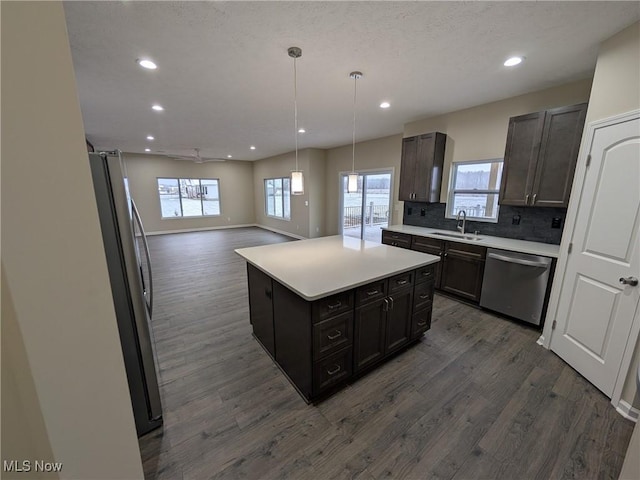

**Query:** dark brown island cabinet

left=499, top=102, right=587, bottom=207
left=384, top=232, right=487, bottom=304
left=398, top=132, right=447, bottom=202
left=245, top=262, right=437, bottom=402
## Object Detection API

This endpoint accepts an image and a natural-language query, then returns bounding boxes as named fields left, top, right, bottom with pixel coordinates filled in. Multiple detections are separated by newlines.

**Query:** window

left=264, top=177, right=290, bottom=220
left=157, top=178, right=220, bottom=218
left=447, top=159, right=503, bottom=222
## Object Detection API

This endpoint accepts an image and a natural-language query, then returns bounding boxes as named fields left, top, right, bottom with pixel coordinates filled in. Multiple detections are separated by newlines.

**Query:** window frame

left=157, top=177, right=221, bottom=219
left=264, top=177, right=291, bottom=220
left=445, top=158, right=503, bottom=223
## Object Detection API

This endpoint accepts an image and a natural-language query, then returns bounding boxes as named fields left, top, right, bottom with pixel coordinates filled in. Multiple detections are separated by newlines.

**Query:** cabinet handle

left=326, top=364, right=341, bottom=376
left=388, top=296, right=395, bottom=310
left=383, top=298, right=389, bottom=312
left=417, top=320, right=427, bottom=327
left=327, top=301, right=342, bottom=310
left=444, top=253, right=448, bottom=257
left=532, top=193, right=537, bottom=204
left=421, top=271, right=432, bottom=277
left=327, top=330, right=342, bottom=340
left=525, top=194, right=530, bottom=205
left=396, top=279, right=408, bottom=286
left=366, top=289, right=379, bottom=296
left=419, top=293, right=430, bottom=300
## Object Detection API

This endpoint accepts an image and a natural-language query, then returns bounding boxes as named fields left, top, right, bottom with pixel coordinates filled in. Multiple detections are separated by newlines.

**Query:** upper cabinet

left=499, top=102, right=587, bottom=208
left=399, top=132, right=446, bottom=202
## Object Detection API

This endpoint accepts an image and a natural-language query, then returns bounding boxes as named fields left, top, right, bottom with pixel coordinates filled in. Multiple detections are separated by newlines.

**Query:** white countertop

left=384, top=225, right=560, bottom=258
left=235, top=235, right=440, bottom=301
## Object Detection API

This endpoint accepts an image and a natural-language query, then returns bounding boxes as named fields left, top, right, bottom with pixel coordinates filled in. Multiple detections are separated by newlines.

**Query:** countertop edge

left=237, top=252, right=440, bottom=302
left=384, top=225, right=560, bottom=258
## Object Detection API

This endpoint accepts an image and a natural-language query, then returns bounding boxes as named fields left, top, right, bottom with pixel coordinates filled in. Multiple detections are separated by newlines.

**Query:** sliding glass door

left=341, top=171, right=392, bottom=241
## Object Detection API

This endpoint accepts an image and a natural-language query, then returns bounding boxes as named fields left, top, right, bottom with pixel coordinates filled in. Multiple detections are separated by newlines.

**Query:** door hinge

left=586, top=154, right=591, bottom=167
left=568, top=243, right=573, bottom=254
left=552, top=320, right=557, bottom=330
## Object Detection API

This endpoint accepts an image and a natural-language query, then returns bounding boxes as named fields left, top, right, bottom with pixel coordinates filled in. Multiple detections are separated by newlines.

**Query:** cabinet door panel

left=532, top=103, right=587, bottom=207
left=499, top=112, right=545, bottom=206
left=354, top=300, right=386, bottom=371
left=414, top=134, right=435, bottom=202
left=247, top=264, right=275, bottom=356
left=440, top=254, right=485, bottom=303
left=386, top=288, right=413, bottom=353
left=399, top=137, right=417, bottom=201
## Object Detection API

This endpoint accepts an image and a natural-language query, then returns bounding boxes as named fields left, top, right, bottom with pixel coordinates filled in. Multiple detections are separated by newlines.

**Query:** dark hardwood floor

left=139, top=227, right=634, bottom=480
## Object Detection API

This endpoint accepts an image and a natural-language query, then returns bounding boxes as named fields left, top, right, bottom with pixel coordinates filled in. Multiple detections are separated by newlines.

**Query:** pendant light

left=347, top=71, right=362, bottom=193
left=288, top=47, right=304, bottom=195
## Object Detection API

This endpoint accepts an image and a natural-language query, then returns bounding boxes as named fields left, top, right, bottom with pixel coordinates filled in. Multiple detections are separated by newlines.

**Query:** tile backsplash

left=403, top=202, right=567, bottom=245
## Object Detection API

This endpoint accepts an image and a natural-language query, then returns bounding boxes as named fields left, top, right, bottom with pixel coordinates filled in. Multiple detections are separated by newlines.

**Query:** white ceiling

left=64, top=1, right=639, bottom=161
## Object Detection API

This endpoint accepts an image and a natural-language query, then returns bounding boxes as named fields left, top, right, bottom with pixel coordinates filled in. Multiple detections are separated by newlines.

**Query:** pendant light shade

left=288, top=47, right=304, bottom=195
left=347, top=173, right=358, bottom=193
left=291, top=170, right=304, bottom=195
left=347, top=71, right=362, bottom=194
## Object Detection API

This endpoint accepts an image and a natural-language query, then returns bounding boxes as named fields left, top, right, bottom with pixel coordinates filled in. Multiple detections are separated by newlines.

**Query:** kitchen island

left=235, top=235, right=440, bottom=402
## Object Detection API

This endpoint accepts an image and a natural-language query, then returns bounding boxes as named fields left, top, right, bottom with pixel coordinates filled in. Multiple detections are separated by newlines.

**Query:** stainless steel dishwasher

left=480, top=248, right=553, bottom=326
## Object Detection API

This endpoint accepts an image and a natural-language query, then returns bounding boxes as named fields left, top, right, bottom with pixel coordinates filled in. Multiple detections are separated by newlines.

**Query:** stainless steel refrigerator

left=89, top=151, right=162, bottom=436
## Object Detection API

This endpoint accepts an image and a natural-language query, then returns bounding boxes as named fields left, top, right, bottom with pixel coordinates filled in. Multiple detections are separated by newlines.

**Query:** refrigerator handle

left=131, top=199, right=153, bottom=318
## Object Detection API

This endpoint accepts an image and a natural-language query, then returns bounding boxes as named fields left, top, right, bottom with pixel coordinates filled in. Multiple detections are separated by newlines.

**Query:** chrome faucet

left=456, top=210, right=467, bottom=234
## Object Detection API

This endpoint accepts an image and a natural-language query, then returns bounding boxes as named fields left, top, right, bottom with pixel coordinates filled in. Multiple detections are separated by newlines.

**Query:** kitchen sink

left=431, top=232, right=483, bottom=241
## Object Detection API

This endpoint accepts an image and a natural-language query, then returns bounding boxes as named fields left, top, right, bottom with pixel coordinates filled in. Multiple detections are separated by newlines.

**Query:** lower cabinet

left=440, top=242, right=486, bottom=303
left=246, top=263, right=435, bottom=402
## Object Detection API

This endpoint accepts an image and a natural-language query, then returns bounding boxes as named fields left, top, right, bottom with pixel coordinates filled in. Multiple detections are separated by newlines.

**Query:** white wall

left=124, top=153, right=255, bottom=234
left=1, top=2, right=144, bottom=478
left=252, top=148, right=325, bottom=238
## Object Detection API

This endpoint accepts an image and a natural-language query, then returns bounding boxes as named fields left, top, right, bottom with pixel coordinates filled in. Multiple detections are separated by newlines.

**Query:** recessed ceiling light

left=151, top=104, right=164, bottom=111
left=137, top=58, right=157, bottom=70
left=144, top=148, right=151, bottom=152
left=380, top=102, right=391, bottom=109
left=298, top=128, right=306, bottom=134
left=504, top=56, right=524, bottom=67
left=250, top=146, right=256, bottom=150
left=146, top=135, right=155, bottom=141
left=227, top=154, right=233, bottom=158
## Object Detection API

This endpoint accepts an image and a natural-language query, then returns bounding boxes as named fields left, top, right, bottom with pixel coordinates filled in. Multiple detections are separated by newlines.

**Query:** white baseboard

left=616, top=399, right=640, bottom=422
left=256, top=224, right=307, bottom=240
left=146, top=223, right=257, bottom=236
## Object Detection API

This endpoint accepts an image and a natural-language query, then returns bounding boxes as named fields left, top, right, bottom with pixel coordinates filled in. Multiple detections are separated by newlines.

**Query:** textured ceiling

left=63, top=1, right=639, bottom=161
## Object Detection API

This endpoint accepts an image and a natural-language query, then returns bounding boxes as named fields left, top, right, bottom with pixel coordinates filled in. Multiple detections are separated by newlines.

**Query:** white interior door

left=550, top=115, right=640, bottom=397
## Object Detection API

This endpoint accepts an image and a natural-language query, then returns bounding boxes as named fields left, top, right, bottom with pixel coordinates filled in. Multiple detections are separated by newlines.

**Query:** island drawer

left=411, top=306, right=432, bottom=339
left=313, top=347, right=352, bottom=394
left=313, top=311, right=353, bottom=360
left=382, top=231, right=411, bottom=249
left=389, top=271, right=414, bottom=293
left=313, top=291, right=354, bottom=322
left=355, top=279, right=387, bottom=306
left=415, top=264, right=436, bottom=284
left=413, top=281, right=434, bottom=311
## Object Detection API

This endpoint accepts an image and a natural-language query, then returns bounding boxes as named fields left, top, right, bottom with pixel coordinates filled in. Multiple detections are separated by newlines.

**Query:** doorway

left=340, top=171, right=392, bottom=242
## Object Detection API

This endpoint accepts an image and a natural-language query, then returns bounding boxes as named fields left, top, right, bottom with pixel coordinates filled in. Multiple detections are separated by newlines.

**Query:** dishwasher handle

left=488, top=252, right=550, bottom=268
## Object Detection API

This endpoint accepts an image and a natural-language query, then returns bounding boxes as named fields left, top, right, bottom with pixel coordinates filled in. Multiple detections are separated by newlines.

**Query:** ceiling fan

left=163, top=148, right=227, bottom=163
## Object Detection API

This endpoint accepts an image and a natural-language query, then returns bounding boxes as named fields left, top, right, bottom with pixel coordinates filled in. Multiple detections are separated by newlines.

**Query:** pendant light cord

left=351, top=74, right=357, bottom=174
left=293, top=56, right=299, bottom=172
